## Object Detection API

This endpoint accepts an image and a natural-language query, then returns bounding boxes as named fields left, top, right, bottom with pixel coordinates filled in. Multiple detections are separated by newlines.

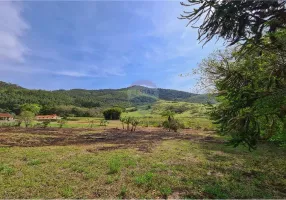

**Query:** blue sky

left=0, top=1, right=222, bottom=92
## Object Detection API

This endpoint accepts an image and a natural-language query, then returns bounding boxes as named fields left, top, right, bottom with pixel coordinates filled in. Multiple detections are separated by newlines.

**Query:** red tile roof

left=0, top=113, right=13, bottom=118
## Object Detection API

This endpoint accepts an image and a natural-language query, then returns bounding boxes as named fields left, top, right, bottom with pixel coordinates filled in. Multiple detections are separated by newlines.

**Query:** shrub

left=131, top=118, right=140, bottom=131
left=15, top=121, right=21, bottom=127
left=100, top=119, right=108, bottom=127
left=42, top=120, right=51, bottom=128
left=103, top=108, right=122, bottom=120
left=120, top=117, right=126, bottom=129
left=57, top=119, right=67, bottom=128
left=162, top=119, right=184, bottom=132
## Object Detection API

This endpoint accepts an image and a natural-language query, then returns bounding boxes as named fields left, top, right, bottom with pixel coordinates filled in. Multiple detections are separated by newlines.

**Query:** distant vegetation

left=103, top=108, right=122, bottom=120
left=0, top=81, right=214, bottom=117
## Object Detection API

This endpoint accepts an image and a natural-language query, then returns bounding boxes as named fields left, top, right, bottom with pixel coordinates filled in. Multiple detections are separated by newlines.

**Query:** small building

left=35, top=114, right=61, bottom=121
left=0, top=113, right=14, bottom=121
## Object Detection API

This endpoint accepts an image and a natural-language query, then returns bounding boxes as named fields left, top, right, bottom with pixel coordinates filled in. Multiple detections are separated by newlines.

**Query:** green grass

left=108, top=157, right=122, bottom=174
left=0, top=164, right=15, bottom=176
left=0, top=137, right=285, bottom=198
left=134, top=172, right=154, bottom=187
left=159, top=186, right=172, bottom=198
left=1, top=101, right=213, bottom=130
left=121, top=101, right=214, bottom=130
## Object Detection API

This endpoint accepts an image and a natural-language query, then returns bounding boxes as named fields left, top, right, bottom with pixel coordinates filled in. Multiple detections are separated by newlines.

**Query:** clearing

left=0, top=127, right=285, bottom=198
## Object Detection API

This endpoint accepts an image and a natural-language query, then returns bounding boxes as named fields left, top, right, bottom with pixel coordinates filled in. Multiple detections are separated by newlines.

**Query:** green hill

left=0, top=81, right=215, bottom=115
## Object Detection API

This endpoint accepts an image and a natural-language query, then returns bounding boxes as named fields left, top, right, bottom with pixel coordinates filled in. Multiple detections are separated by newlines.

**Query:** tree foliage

left=20, top=103, right=41, bottom=115
left=57, top=119, right=67, bottom=128
left=103, top=108, right=122, bottom=120
left=119, top=116, right=140, bottom=132
left=199, top=31, right=286, bottom=149
left=0, top=81, right=211, bottom=117
left=19, top=111, right=35, bottom=128
left=181, top=1, right=286, bottom=149
left=162, top=118, right=183, bottom=132
left=180, top=0, right=286, bottom=46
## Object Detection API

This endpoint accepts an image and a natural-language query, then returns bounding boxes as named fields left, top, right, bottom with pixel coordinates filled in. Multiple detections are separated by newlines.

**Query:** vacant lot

left=0, top=127, right=285, bottom=198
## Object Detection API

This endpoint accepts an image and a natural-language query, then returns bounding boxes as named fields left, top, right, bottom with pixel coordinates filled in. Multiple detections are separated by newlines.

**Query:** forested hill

left=0, top=81, right=215, bottom=114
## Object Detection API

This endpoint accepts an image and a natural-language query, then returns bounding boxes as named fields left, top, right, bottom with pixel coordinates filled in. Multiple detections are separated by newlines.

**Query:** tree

left=161, top=110, right=175, bottom=132
left=120, top=117, right=126, bottom=129
left=20, top=103, right=41, bottom=115
left=180, top=1, right=286, bottom=149
left=99, top=119, right=108, bottom=128
left=57, top=119, right=67, bottom=128
left=88, top=119, right=96, bottom=128
left=103, top=107, right=122, bottom=120
left=180, top=0, right=286, bottom=46
left=19, top=111, right=35, bottom=128
left=131, top=118, right=140, bottom=131
left=125, top=117, right=132, bottom=131
left=162, top=118, right=183, bottom=132
left=198, top=39, right=286, bottom=149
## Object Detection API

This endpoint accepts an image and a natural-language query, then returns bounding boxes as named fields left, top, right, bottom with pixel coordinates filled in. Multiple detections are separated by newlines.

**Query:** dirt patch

left=0, top=127, right=223, bottom=150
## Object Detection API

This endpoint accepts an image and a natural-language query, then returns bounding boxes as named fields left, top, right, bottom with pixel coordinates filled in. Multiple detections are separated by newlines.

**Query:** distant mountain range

left=0, top=81, right=215, bottom=114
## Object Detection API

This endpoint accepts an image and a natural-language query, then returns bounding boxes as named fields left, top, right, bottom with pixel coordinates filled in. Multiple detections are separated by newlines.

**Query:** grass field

left=0, top=101, right=214, bottom=130
left=0, top=127, right=286, bottom=198
left=122, top=101, right=214, bottom=130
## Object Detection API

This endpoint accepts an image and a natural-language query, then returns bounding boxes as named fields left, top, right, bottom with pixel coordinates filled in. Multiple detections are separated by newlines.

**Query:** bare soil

left=0, top=127, right=221, bottom=151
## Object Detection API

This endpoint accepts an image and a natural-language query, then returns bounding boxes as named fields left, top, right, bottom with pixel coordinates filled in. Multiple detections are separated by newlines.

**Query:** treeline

left=0, top=83, right=128, bottom=115
left=0, top=82, right=213, bottom=116
left=127, top=85, right=199, bottom=101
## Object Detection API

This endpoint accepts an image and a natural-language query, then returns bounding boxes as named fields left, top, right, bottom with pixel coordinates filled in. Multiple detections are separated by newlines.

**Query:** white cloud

left=0, top=1, right=29, bottom=63
left=54, top=65, right=125, bottom=78
left=55, top=71, right=92, bottom=78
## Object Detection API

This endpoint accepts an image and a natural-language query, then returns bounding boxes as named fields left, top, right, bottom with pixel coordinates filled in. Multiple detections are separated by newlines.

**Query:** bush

left=99, top=119, right=108, bottom=127
left=57, top=119, right=67, bottom=128
left=42, top=120, right=51, bottom=128
left=162, top=119, right=184, bottom=132
left=103, top=107, right=122, bottom=120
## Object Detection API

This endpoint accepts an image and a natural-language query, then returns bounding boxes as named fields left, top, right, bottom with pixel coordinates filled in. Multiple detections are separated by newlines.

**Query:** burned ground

left=0, top=127, right=220, bottom=150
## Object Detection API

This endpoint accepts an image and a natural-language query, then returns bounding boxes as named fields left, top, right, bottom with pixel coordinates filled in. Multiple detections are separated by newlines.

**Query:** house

left=35, top=114, right=61, bottom=121
left=0, top=113, right=14, bottom=121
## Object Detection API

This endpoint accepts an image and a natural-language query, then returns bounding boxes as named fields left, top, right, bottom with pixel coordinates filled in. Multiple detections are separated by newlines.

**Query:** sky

left=0, top=1, right=223, bottom=92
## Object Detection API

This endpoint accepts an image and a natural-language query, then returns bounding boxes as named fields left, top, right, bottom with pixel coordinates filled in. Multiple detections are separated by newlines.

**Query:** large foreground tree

left=180, top=1, right=286, bottom=148
left=180, top=0, right=286, bottom=46
left=198, top=31, right=286, bottom=149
